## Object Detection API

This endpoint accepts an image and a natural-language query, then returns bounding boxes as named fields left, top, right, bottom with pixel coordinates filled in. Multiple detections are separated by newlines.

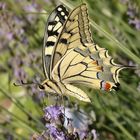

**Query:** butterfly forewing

left=43, top=5, right=69, bottom=79
left=50, top=4, right=94, bottom=74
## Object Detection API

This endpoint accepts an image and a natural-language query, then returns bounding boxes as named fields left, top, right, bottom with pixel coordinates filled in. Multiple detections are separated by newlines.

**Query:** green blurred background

left=0, top=0, right=140, bottom=139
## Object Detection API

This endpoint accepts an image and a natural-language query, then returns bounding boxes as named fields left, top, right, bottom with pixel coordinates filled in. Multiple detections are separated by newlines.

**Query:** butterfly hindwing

left=52, top=44, right=123, bottom=91
left=43, top=5, right=69, bottom=79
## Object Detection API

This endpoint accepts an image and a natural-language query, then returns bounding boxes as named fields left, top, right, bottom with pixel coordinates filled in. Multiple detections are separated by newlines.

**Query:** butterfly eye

left=39, top=85, right=45, bottom=90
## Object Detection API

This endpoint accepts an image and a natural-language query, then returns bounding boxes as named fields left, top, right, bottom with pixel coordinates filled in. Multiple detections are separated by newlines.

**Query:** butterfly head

left=38, top=84, right=45, bottom=90
left=39, top=79, right=56, bottom=94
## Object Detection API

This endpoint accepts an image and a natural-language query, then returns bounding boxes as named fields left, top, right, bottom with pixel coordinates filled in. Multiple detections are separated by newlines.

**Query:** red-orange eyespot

left=104, top=82, right=111, bottom=91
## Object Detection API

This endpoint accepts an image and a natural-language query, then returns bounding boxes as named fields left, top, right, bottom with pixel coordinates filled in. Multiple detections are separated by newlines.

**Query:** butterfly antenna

left=13, top=80, right=39, bottom=87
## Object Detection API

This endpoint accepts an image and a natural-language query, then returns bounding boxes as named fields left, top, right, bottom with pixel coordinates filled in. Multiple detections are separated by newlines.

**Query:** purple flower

left=14, top=68, right=27, bottom=81
left=24, top=4, right=36, bottom=12
left=78, top=130, right=88, bottom=140
left=120, top=0, right=140, bottom=30
left=23, top=2, right=42, bottom=23
left=32, top=125, right=67, bottom=140
left=127, top=10, right=135, bottom=18
left=129, top=18, right=140, bottom=30
left=6, top=32, right=13, bottom=40
left=38, top=91, right=45, bottom=99
left=127, top=3, right=139, bottom=18
left=46, top=124, right=66, bottom=140
left=32, top=105, right=97, bottom=140
left=44, top=105, right=63, bottom=122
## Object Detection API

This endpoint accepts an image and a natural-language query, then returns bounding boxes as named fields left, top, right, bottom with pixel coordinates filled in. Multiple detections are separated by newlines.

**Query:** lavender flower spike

left=46, top=124, right=66, bottom=140
left=44, top=105, right=63, bottom=122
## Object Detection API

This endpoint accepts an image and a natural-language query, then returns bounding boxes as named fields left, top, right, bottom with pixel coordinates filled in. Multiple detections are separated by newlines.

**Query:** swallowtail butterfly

left=40, top=4, right=124, bottom=102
